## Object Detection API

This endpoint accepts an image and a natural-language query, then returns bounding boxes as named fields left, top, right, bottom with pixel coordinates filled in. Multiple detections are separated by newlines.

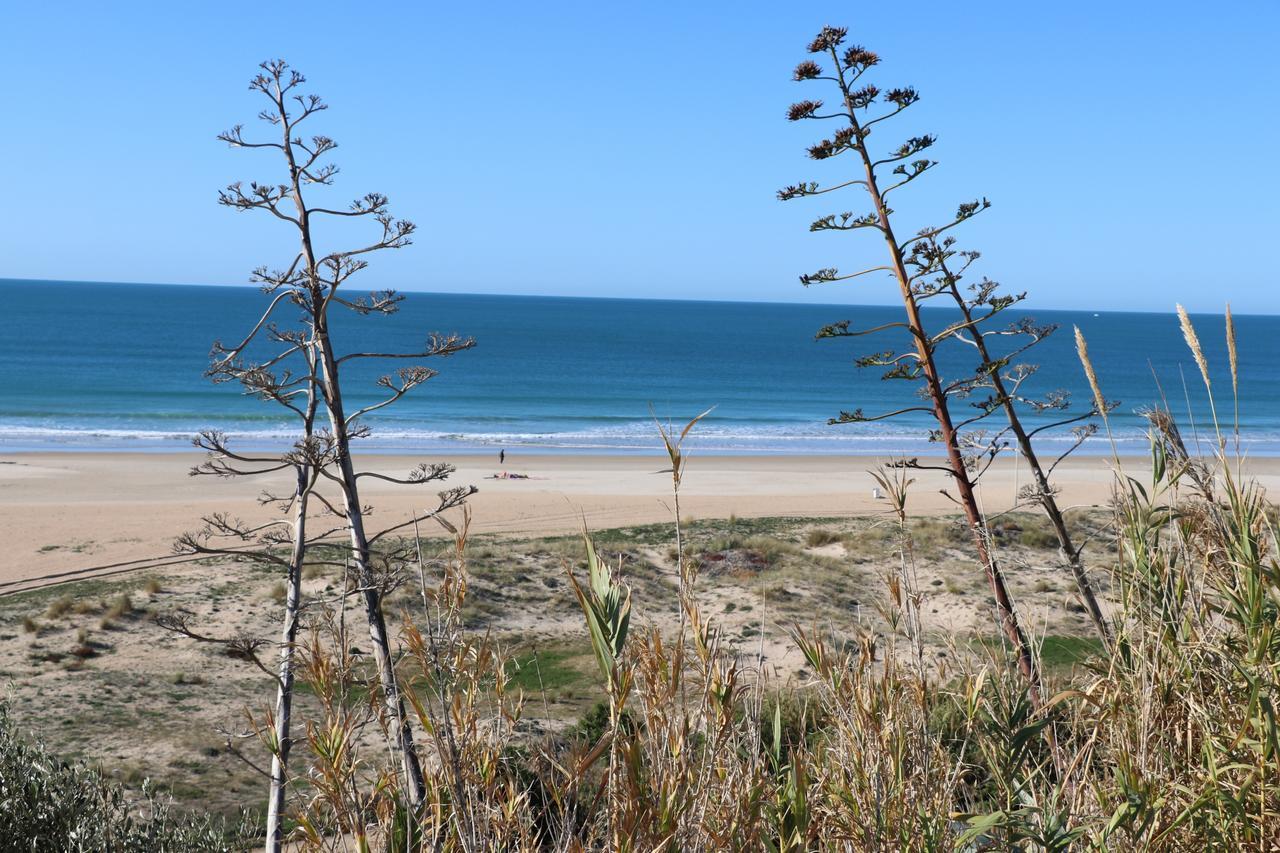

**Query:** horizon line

left=0, top=276, right=1268, bottom=319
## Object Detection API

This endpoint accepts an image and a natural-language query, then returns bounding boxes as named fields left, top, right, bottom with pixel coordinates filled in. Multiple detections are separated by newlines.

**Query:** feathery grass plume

left=1074, top=325, right=1107, bottom=423
left=1176, top=303, right=1212, bottom=393
left=1226, top=303, right=1240, bottom=455
left=1225, top=303, right=1238, bottom=399
left=1177, top=303, right=1223, bottom=447
left=1075, top=324, right=1123, bottom=471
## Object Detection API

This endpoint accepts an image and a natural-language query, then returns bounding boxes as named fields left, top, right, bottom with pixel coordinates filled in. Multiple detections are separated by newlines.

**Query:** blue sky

left=1, top=1, right=1276, bottom=313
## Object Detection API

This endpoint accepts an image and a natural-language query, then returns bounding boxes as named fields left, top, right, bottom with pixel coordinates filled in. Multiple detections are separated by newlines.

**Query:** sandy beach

left=4, top=451, right=1276, bottom=592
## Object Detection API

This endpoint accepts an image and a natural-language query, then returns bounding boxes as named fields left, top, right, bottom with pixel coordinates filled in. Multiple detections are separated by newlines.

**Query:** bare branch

left=336, top=333, right=476, bottom=364
left=366, top=486, right=479, bottom=546
left=829, top=405, right=932, bottom=425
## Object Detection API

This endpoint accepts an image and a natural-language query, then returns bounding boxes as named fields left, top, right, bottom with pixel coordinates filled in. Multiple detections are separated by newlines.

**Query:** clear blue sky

left=2, top=1, right=1276, bottom=313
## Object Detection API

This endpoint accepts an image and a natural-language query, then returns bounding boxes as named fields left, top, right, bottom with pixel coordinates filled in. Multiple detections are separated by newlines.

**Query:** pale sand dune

left=2, top=452, right=1276, bottom=589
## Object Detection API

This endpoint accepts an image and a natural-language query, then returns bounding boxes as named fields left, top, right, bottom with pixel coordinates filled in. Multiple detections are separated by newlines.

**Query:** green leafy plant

left=567, top=534, right=632, bottom=694
left=0, top=703, right=251, bottom=850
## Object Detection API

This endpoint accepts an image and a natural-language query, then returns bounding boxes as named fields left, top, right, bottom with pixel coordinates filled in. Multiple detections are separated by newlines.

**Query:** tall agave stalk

left=214, top=60, right=477, bottom=810
left=261, top=381, right=319, bottom=848
left=170, top=318, right=325, bottom=852
left=780, top=26, right=1040, bottom=696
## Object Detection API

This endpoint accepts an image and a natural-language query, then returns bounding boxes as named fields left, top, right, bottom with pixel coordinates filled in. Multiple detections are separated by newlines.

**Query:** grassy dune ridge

left=0, top=511, right=1099, bottom=818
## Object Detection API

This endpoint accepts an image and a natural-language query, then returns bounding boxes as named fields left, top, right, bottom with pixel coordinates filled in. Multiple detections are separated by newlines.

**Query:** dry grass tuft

left=44, top=595, right=74, bottom=620
left=301, top=563, right=326, bottom=581
left=104, top=594, right=133, bottom=621
left=804, top=528, right=843, bottom=547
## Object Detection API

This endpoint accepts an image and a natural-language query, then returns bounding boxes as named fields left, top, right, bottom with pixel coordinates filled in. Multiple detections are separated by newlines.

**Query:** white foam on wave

left=1, top=420, right=1257, bottom=455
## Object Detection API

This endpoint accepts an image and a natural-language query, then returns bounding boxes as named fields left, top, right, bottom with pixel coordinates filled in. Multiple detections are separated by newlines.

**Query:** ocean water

left=1, top=279, right=1276, bottom=456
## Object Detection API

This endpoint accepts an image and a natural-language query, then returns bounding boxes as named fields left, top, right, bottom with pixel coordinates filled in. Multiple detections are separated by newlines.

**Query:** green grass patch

left=1038, top=635, right=1104, bottom=669
left=0, top=577, right=150, bottom=619
left=505, top=644, right=594, bottom=695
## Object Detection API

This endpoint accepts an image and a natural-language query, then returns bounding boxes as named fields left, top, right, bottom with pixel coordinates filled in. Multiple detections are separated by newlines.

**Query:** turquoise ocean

left=1, top=279, right=1275, bottom=456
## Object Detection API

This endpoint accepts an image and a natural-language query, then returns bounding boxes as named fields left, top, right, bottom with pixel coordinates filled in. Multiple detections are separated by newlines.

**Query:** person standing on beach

left=499, top=449, right=505, bottom=465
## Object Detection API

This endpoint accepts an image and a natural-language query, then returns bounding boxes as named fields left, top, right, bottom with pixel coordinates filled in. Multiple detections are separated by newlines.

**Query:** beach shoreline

left=5, top=451, right=1278, bottom=591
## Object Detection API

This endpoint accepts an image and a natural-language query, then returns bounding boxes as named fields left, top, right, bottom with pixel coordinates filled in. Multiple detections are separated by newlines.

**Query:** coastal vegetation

left=162, top=59, right=476, bottom=850
left=780, top=24, right=1113, bottom=687
left=0, top=703, right=247, bottom=850
left=4, top=387, right=1273, bottom=849
left=1, top=27, right=1276, bottom=853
